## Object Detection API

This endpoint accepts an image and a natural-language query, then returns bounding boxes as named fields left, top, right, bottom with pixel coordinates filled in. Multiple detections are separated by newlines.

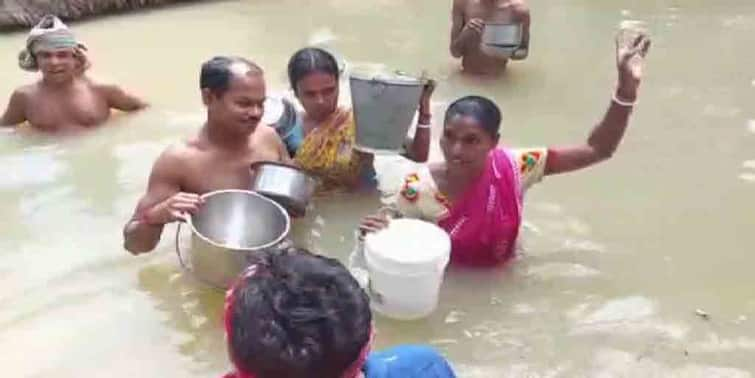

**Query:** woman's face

left=440, top=114, right=498, bottom=175
left=295, top=71, right=339, bottom=123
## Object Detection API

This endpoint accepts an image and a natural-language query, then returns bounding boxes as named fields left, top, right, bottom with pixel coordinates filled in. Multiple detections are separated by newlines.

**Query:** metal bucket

left=175, top=189, right=291, bottom=289
left=349, top=71, right=424, bottom=154
left=480, top=22, right=522, bottom=58
left=250, top=162, right=317, bottom=216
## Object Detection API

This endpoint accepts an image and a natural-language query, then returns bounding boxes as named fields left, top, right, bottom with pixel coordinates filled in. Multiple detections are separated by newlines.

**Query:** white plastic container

left=364, top=219, right=451, bottom=320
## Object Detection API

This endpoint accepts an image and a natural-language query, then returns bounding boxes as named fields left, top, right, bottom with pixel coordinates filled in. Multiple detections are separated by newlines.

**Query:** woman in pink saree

left=361, top=31, right=651, bottom=267
left=435, top=144, right=523, bottom=265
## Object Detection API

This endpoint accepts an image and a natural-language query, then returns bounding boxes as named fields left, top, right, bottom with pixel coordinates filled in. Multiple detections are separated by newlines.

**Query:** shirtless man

left=123, top=56, right=291, bottom=255
left=0, top=16, right=146, bottom=133
left=450, top=0, right=531, bottom=75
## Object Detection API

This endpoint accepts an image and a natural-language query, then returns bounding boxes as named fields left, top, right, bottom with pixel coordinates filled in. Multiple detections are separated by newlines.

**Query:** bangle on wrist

left=612, top=92, right=636, bottom=107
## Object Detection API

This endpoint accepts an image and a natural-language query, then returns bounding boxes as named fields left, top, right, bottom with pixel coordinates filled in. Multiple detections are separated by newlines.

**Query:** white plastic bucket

left=349, top=71, right=424, bottom=154
left=364, top=219, right=451, bottom=320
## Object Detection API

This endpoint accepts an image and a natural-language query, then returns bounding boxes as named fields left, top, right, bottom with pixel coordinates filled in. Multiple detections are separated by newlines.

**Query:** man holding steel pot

left=123, top=56, right=291, bottom=255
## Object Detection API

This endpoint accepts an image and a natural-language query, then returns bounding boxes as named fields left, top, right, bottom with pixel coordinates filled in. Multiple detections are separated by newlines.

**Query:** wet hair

left=287, top=47, right=339, bottom=94
left=228, top=248, right=371, bottom=378
left=199, top=56, right=262, bottom=95
left=444, top=95, right=502, bottom=139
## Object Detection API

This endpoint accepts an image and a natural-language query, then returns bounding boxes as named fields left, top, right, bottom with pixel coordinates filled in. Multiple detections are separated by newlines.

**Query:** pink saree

left=438, top=148, right=523, bottom=266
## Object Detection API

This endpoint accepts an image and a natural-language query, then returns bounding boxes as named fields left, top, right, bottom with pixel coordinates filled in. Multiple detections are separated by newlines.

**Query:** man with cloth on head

left=1, top=15, right=147, bottom=133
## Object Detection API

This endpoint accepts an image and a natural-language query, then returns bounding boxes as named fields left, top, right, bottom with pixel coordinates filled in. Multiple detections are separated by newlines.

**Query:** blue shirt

left=362, top=345, right=456, bottom=378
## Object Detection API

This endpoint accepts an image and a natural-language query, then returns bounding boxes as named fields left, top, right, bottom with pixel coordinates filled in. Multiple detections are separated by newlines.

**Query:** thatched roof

left=0, top=0, right=199, bottom=30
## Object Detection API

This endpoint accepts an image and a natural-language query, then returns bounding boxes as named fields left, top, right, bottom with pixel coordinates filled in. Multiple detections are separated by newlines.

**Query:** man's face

left=36, top=48, right=79, bottom=83
left=206, top=67, right=266, bottom=136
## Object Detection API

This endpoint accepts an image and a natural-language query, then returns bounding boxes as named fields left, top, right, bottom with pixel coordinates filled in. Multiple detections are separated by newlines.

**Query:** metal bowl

left=250, top=162, right=317, bottom=216
left=481, top=22, right=522, bottom=47
left=480, top=22, right=522, bottom=58
left=175, top=189, right=291, bottom=289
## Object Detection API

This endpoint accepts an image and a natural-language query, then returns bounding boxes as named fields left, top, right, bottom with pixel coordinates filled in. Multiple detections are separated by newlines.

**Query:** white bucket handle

left=366, top=277, right=385, bottom=305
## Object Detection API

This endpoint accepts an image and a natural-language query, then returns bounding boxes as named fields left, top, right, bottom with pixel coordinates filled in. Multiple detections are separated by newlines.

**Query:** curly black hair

left=228, top=248, right=372, bottom=378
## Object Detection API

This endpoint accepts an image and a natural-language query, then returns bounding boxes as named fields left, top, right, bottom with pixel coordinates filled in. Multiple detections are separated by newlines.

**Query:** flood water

left=2, top=0, right=755, bottom=376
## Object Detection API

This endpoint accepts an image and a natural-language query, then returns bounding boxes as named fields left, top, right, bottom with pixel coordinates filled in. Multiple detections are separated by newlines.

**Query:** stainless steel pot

left=480, top=22, right=522, bottom=58
left=250, top=162, right=317, bottom=216
left=175, top=189, right=291, bottom=289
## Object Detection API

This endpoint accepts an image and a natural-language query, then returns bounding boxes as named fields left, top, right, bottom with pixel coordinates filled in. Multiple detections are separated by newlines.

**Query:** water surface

left=1, top=0, right=754, bottom=376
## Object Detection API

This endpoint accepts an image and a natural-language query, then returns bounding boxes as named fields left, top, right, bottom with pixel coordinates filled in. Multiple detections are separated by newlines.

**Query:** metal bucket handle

left=368, top=79, right=387, bottom=98
left=174, top=221, right=228, bottom=291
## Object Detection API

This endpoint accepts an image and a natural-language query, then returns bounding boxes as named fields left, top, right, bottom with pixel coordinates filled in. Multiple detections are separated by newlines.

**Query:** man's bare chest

left=26, top=88, right=110, bottom=130
left=182, top=148, right=281, bottom=194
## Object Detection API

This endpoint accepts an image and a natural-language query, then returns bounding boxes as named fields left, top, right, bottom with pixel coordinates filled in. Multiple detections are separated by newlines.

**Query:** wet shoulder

left=460, top=0, right=487, bottom=17
left=452, top=0, right=468, bottom=11
left=15, top=83, right=41, bottom=100
left=89, top=79, right=124, bottom=97
left=252, top=124, right=288, bottom=160
left=5, top=85, right=33, bottom=109
left=256, top=123, right=286, bottom=145
left=146, top=141, right=198, bottom=186
left=509, top=0, right=529, bottom=13
left=160, top=139, right=203, bottom=167
left=255, top=123, right=279, bottom=140
left=17, top=82, right=55, bottom=108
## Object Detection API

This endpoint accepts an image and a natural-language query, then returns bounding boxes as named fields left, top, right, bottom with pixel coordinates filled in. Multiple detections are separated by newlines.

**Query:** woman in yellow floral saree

left=287, top=47, right=434, bottom=191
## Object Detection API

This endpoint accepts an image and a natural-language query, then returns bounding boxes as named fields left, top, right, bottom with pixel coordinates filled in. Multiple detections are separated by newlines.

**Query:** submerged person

left=222, top=247, right=456, bottom=378
left=123, top=56, right=291, bottom=254
left=286, top=47, right=435, bottom=190
left=450, top=0, right=531, bottom=75
left=362, top=31, right=651, bottom=266
left=0, top=15, right=147, bottom=133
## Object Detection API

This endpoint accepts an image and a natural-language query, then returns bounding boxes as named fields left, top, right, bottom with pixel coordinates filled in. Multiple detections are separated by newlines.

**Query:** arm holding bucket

left=450, top=0, right=483, bottom=58
left=402, top=79, right=435, bottom=163
left=359, top=207, right=401, bottom=236
left=510, top=2, right=531, bottom=60
left=123, top=146, right=203, bottom=255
